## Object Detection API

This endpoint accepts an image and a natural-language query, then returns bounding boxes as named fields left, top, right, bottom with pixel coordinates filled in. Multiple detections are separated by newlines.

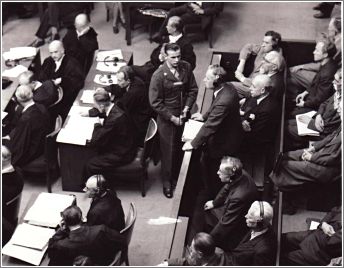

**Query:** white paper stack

left=96, top=61, right=127, bottom=73
left=296, top=111, right=320, bottom=136
left=3, top=47, right=37, bottom=61
left=80, top=90, right=96, bottom=104
left=96, top=49, right=123, bottom=61
left=94, top=74, right=118, bottom=86
left=182, top=119, right=204, bottom=142
left=2, top=65, right=28, bottom=78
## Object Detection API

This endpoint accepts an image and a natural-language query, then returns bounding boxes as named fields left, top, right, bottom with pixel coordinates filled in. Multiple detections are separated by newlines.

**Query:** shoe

left=29, top=39, right=45, bottom=48
left=52, top=33, right=60, bottom=40
left=113, top=26, right=119, bottom=34
left=313, top=11, right=330, bottom=19
left=163, top=187, right=173, bottom=198
left=312, top=4, right=322, bottom=10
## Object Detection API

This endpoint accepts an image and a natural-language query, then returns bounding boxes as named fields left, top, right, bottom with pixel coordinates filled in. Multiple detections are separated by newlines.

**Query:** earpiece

left=257, top=201, right=265, bottom=224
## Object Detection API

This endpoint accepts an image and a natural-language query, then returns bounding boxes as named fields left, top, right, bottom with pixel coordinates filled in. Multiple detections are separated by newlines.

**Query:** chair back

left=140, top=118, right=157, bottom=166
left=4, top=192, right=22, bottom=226
left=49, top=86, right=64, bottom=108
left=45, top=115, right=63, bottom=171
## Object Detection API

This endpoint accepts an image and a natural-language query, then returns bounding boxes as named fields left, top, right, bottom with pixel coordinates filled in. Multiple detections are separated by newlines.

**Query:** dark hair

left=61, top=205, right=82, bottom=226
left=265, top=30, right=282, bottom=48
left=209, top=64, right=227, bottom=86
left=118, top=66, right=135, bottom=81
left=221, top=156, right=243, bottom=177
left=193, top=232, right=215, bottom=258
left=169, top=16, right=184, bottom=33
left=164, top=43, right=181, bottom=54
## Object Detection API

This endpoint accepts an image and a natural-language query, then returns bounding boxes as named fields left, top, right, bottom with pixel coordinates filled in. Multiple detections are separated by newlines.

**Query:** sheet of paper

left=68, top=105, right=92, bottom=116
left=182, top=119, right=204, bottom=142
left=309, top=221, right=320, bottom=230
left=80, top=90, right=95, bottom=104
left=96, top=49, right=123, bottom=61
left=11, top=223, right=55, bottom=250
left=96, top=61, right=127, bottom=73
left=24, top=193, right=75, bottom=228
left=2, top=242, right=48, bottom=266
left=3, top=47, right=37, bottom=61
left=2, top=65, right=28, bottom=78
left=57, top=116, right=99, bottom=145
left=94, top=74, right=118, bottom=86
left=296, top=111, right=319, bottom=136
left=147, top=217, right=181, bottom=225
left=2, top=111, right=8, bottom=120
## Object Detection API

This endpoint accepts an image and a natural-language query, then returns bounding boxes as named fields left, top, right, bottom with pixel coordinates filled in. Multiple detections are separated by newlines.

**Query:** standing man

left=63, top=13, right=99, bottom=75
left=183, top=65, right=243, bottom=197
left=149, top=43, right=198, bottom=198
left=84, top=174, right=125, bottom=232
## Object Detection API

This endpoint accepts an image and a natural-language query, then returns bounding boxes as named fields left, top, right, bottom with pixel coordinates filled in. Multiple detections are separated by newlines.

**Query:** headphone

left=95, top=174, right=103, bottom=194
left=255, top=201, right=265, bottom=227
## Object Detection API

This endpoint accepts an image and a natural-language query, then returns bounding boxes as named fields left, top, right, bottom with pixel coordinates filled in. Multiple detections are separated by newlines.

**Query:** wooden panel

left=169, top=217, right=189, bottom=259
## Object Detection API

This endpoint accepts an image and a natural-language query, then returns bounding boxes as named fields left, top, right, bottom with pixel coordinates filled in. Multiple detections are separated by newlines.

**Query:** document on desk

left=2, top=65, right=28, bottom=78
left=296, top=111, right=319, bottom=136
left=24, top=192, right=75, bottom=228
left=94, top=74, right=118, bottom=86
left=57, top=116, right=99, bottom=145
left=96, top=61, right=127, bottom=73
left=96, top=49, right=123, bottom=61
left=80, top=90, right=95, bottom=104
left=3, top=46, right=37, bottom=61
left=11, top=223, right=55, bottom=250
left=182, top=119, right=204, bottom=142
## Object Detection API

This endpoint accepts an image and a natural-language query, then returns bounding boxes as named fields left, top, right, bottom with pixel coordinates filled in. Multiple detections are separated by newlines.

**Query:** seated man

left=62, top=13, right=99, bottom=75
left=38, top=40, right=84, bottom=120
left=132, top=16, right=196, bottom=83
left=83, top=88, right=137, bottom=181
left=153, top=3, right=223, bottom=41
left=281, top=206, right=342, bottom=265
left=204, top=156, right=258, bottom=250
left=285, top=69, right=341, bottom=151
left=239, top=74, right=280, bottom=151
left=270, top=103, right=341, bottom=192
left=84, top=174, right=125, bottom=232
left=286, top=37, right=337, bottom=118
left=223, top=201, right=277, bottom=266
left=29, top=3, right=87, bottom=47
left=48, top=205, right=126, bottom=266
left=18, top=70, right=58, bottom=107
left=231, top=30, right=283, bottom=99
left=3, top=85, right=51, bottom=169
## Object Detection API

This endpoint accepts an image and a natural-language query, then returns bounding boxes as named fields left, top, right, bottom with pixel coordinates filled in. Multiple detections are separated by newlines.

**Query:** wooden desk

left=57, top=50, right=133, bottom=192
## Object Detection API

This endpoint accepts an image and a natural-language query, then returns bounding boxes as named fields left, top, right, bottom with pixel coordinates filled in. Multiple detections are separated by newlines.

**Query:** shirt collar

left=214, top=86, right=224, bottom=98
left=22, top=102, right=35, bottom=113
left=169, top=33, right=183, bottom=43
left=250, top=228, right=268, bottom=240
left=77, top=26, right=90, bottom=38
left=106, top=103, right=115, bottom=117
left=257, top=93, right=268, bottom=105
left=54, top=55, right=65, bottom=71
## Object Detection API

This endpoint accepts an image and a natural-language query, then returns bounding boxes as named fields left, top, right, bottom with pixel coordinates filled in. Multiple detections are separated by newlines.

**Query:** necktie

left=173, top=68, right=179, bottom=79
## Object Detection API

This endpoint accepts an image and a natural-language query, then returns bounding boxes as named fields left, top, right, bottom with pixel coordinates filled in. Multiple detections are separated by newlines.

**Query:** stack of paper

left=3, top=47, right=37, bottom=61
left=24, top=192, right=75, bottom=227
left=296, top=111, right=320, bottom=136
left=2, top=65, right=28, bottom=78
left=80, top=90, right=96, bottom=104
left=94, top=74, right=118, bottom=86
left=96, top=49, right=123, bottom=61
left=182, top=119, right=204, bottom=142
left=96, top=61, right=127, bottom=73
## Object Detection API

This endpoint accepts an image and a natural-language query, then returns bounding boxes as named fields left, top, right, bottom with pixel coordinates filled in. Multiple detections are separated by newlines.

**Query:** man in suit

left=203, top=156, right=258, bottom=250
left=284, top=69, right=341, bottom=151
left=38, top=40, right=84, bottom=120
left=149, top=43, right=198, bottom=198
left=287, top=38, right=337, bottom=118
left=48, top=205, right=126, bottom=266
left=83, top=88, right=137, bottom=182
left=281, top=206, right=341, bottom=265
left=183, top=64, right=243, bottom=197
left=3, top=85, right=51, bottom=169
left=153, top=3, right=223, bottom=42
left=132, top=16, right=196, bottom=84
left=84, top=174, right=125, bottom=232
left=222, top=201, right=277, bottom=266
left=231, top=30, right=283, bottom=99
left=63, top=13, right=99, bottom=75
left=239, top=74, right=280, bottom=152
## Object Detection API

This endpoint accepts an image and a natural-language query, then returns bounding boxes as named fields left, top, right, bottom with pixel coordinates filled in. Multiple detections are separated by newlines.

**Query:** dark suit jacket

left=86, top=190, right=125, bottom=232
left=38, top=54, right=85, bottom=101
left=191, top=83, right=243, bottom=159
left=270, top=71, right=285, bottom=101
left=48, top=225, right=126, bottom=266
left=89, top=104, right=137, bottom=158
left=199, top=3, right=224, bottom=29
left=226, top=227, right=277, bottom=266
left=151, top=35, right=196, bottom=70
left=241, top=94, right=280, bottom=147
left=63, top=27, right=99, bottom=74
left=8, top=104, right=51, bottom=168
left=32, top=80, right=59, bottom=107
left=304, top=58, right=337, bottom=109
left=210, top=170, right=258, bottom=249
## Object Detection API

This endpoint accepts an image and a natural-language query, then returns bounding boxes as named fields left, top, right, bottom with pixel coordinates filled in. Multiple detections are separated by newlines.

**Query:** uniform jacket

left=149, top=60, right=198, bottom=121
left=191, top=83, right=243, bottom=158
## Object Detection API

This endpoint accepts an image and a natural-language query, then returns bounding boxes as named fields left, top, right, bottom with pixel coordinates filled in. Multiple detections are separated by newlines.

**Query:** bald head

left=49, top=40, right=64, bottom=61
left=84, top=175, right=107, bottom=198
left=250, top=74, right=271, bottom=97
left=15, top=85, right=33, bottom=103
left=75, top=13, right=89, bottom=32
left=18, top=70, right=34, bottom=86
left=261, top=51, right=285, bottom=73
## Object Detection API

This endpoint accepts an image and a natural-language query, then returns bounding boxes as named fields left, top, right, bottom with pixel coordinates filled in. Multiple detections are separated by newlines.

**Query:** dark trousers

left=158, top=4, right=202, bottom=36
left=281, top=231, right=313, bottom=265
left=157, top=115, right=184, bottom=188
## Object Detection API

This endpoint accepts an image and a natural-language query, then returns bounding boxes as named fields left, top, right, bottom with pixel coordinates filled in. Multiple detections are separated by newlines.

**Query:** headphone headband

left=258, top=201, right=264, bottom=222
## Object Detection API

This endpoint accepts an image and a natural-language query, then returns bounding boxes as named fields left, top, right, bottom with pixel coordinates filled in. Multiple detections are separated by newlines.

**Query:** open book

left=182, top=119, right=204, bottom=142
left=295, top=111, right=320, bottom=137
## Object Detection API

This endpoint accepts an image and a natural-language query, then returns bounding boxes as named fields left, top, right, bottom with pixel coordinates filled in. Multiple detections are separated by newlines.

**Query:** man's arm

left=185, top=66, right=198, bottom=109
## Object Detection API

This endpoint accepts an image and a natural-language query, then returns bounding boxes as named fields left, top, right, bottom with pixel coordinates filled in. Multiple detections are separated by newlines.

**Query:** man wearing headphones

left=183, top=65, right=243, bottom=198
left=231, top=30, right=283, bottom=99
left=203, top=156, right=258, bottom=250
left=84, top=174, right=125, bottom=232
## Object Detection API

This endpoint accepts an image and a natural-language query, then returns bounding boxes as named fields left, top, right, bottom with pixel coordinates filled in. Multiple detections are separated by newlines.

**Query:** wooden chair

left=109, top=118, right=157, bottom=197
left=49, top=86, right=63, bottom=108
left=184, top=15, right=216, bottom=48
left=111, top=202, right=137, bottom=266
left=19, top=115, right=63, bottom=193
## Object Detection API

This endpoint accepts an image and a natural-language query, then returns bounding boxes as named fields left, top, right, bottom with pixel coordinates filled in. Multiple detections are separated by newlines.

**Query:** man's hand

left=239, top=98, right=246, bottom=107
left=170, top=115, right=183, bottom=126
left=321, top=222, right=336, bottom=237
left=2, top=135, right=10, bottom=140
left=194, top=8, right=204, bottom=14
left=204, top=200, right=214, bottom=210
left=191, top=112, right=204, bottom=122
left=182, top=141, right=194, bottom=151
left=236, top=61, right=245, bottom=74
left=296, top=99, right=305, bottom=107
left=296, top=91, right=308, bottom=104
left=242, top=120, right=251, bottom=132
left=180, top=106, right=190, bottom=122
left=53, top=77, right=62, bottom=86
left=289, top=65, right=304, bottom=73
left=315, top=114, right=324, bottom=132
left=301, top=149, right=312, bottom=161
left=235, top=71, right=246, bottom=83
